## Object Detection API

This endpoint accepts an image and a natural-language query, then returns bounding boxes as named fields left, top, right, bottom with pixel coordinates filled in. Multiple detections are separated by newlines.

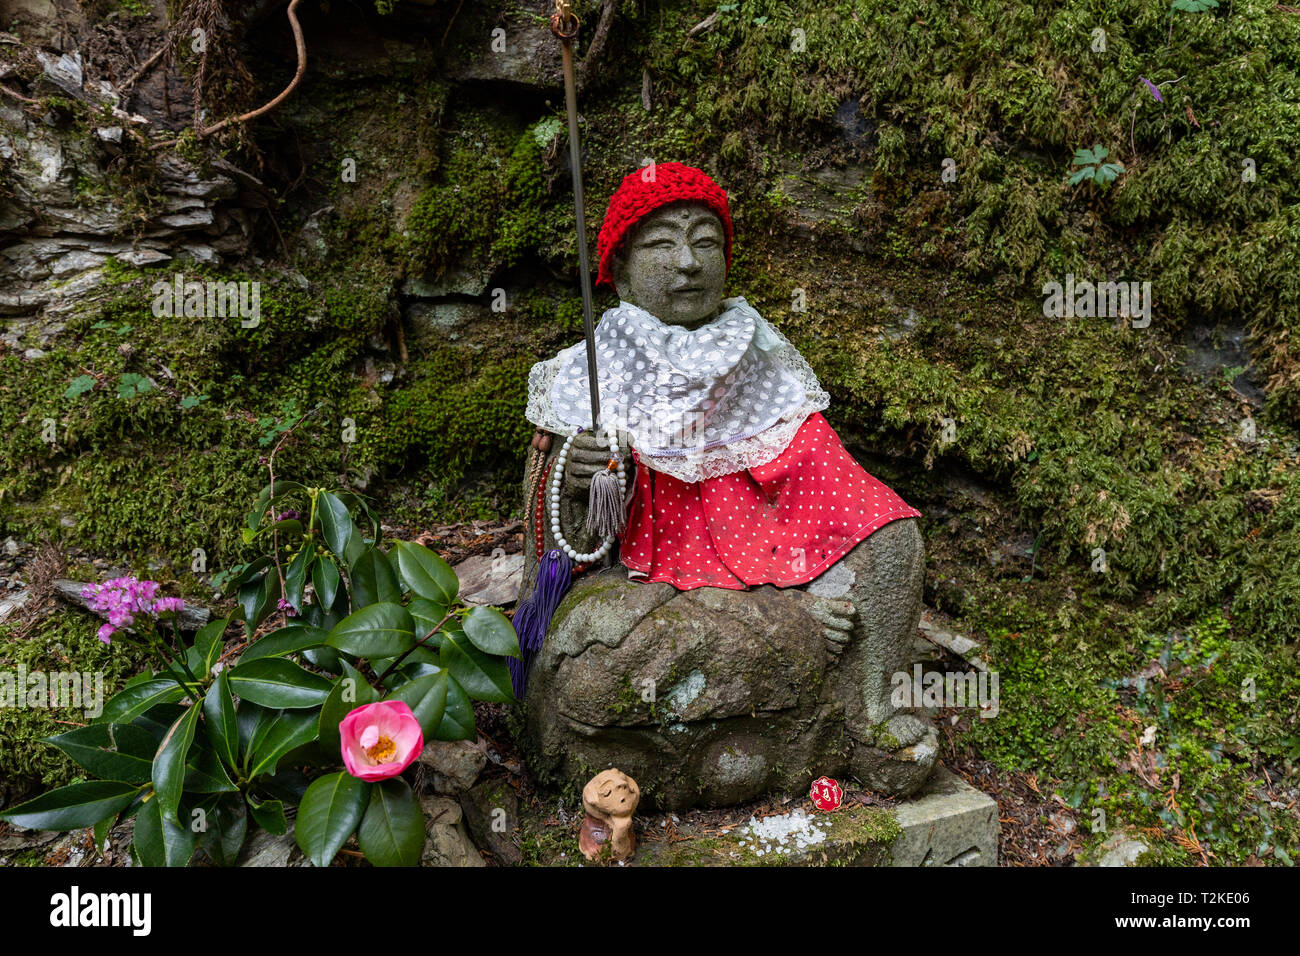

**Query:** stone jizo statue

left=520, top=162, right=934, bottom=810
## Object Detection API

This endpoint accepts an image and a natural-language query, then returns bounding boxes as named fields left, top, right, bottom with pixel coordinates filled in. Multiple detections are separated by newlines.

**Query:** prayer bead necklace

left=549, top=427, right=625, bottom=564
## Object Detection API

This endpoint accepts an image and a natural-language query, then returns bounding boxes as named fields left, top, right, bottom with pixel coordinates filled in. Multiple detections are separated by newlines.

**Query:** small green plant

left=1068, top=145, right=1125, bottom=187
left=64, top=375, right=96, bottom=399
left=531, top=116, right=563, bottom=149
left=116, top=373, right=153, bottom=399
left=0, top=482, right=521, bottom=867
left=257, top=399, right=305, bottom=446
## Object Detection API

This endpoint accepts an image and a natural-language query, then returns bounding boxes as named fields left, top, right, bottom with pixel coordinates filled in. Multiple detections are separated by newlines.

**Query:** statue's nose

left=675, top=243, right=702, bottom=273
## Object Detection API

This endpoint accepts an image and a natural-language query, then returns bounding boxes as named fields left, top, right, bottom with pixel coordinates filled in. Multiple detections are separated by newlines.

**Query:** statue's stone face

left=610, top=201, right=727, bottom=328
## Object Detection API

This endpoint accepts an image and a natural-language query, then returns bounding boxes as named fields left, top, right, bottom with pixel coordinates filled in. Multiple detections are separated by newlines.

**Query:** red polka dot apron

left=619, top=413, right=922, bottom=590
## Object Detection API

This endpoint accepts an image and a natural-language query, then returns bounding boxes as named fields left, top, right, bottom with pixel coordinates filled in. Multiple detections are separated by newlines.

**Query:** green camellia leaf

left=225, top=555, right=274, bottom=592
left=303, top=645, right=344, bottom=674
left=0, top=781, right=140, bottom=831
left=237, top=569, right=281, bottom=639
left=440, top=629, right=515, bottom=703
left=295, top=771, right=371, bottom=868
left=351, top=547, right=403, bottom=608
left=133, top=794, right=196, bottom=868
left=153, top=704, right=201, bottom=824
left=316, top=491, right=355, bottom=561
left=227, top=658, right=333, bottom=709
left=238, top=703, right=275, bottom=769
left=184, top=745, right=238, bottom=794
left=433, top=675, right=476, bottom=742
left=284, top=542, right=315, bottom=612
left=326, top=602, right=415, bottom=659
left=249, top=480, right=308, bottom=533
left=343, top=526, right=367, bottom=571
left=391, top=540, right=458, bottom=605
left=237, top=625, right=330, bottom=664
left=194, top=793, right=248, bottom=867
left=247, top=796, right=288, bottom=835
left=357, top=778, right=424, bottom=867
left=408, top=597, right=450, bottom=646
left=92, top=814, right=116, bottom=855
left=313, top=556, right=341, bottom=611
left=246, top=710, right=318, bottom=779
left=96, top=678, right=186, bottom=725
left=203, top=670, right=238, bottom=769
left=193, top=617, right=228, bottom=679
left=132, top=705, right=186, bottom=745
left=318, top=662, right=378, bottom=754
left=45, top=723, right=157, bottom=784
left=462, top=605, right=522, bottom=659
left=337, top=491, right=382, bottom=547
left=387, top=671, right=447, bottom=737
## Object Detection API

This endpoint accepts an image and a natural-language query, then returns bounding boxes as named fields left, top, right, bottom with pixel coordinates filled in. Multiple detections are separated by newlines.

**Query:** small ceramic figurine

left=578, top=768, right=640, bottom=861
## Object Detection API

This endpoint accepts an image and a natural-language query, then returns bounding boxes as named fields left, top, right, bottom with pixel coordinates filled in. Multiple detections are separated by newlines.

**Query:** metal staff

left=550, top=0, right=601, bottom=433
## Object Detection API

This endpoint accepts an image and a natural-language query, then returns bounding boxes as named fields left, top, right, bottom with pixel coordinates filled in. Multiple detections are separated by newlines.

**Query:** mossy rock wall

left=0, top=0, right=1296, bottom=862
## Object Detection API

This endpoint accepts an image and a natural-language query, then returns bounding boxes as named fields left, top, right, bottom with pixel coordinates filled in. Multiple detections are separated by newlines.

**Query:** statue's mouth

left=673, top=286, right=707, bottom=294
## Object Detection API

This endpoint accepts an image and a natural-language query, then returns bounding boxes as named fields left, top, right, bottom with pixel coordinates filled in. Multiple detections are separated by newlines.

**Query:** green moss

left=0, top=260, right=389, bottom=571
left=0, top=608, right=152, bottom=792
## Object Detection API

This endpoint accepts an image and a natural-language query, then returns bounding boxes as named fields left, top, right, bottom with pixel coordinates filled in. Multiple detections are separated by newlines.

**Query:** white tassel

left=586, top=464, right=627, bottom=538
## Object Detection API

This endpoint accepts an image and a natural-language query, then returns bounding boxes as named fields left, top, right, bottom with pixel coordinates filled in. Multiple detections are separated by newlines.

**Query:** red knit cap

left=595, top=162, right=733, bottom=290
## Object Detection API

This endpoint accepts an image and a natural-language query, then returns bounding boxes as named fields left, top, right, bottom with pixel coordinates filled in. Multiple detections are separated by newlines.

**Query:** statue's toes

left=885, top=712, right=930, bottom=749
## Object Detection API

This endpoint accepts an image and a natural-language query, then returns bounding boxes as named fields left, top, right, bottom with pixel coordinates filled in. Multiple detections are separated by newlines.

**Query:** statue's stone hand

left=561, top=430, right=611, bottom=497
left=806, top=596, right=857, bottom=650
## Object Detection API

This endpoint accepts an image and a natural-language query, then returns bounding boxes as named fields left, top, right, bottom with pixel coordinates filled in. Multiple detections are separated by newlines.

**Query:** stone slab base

left=588, top=766, right=997, bottom=866
left=889, top=766, right=999, bottom=866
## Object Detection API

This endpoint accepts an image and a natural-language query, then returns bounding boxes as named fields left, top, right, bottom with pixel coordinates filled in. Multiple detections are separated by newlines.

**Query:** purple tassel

left=509, top=549, right=574, bottom=699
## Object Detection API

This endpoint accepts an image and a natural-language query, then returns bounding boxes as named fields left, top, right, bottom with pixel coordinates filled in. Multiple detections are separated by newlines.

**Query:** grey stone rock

left=443, top=2, right=562, bottom=90
left=633, top=804, right=895, bottom=867
left=420, top=794, right=485, bottom=867
left=0, top=590, right=31, bottom=623
left=622, top=766, right=997, bottom=867
left=805, top=559, right=855, bottom=598
left=1089, top=830, right=1152, bottom=867
left=417, top=738, right=488, bottom=794
left=405, top=301, right=486, bottom=342
left=452, top=552, right=523, bottom=606
left=36, top=50, right=82, bottom=97
left=460, top=778, right=522, bottom=865
left=917, top=608, right=988, bottom=671
left=237, top=824, right=310, bottom=867
left=401, top=261, right=495, bottom=299
left=522, top=517, right=933, bottom=811
left=117, top=248, right=171, bottom=268
left=889, top=766, right=999, bottom=866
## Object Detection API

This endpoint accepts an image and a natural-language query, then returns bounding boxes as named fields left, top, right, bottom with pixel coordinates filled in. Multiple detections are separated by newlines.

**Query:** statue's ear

left=610, top=249, right=629, bottom=296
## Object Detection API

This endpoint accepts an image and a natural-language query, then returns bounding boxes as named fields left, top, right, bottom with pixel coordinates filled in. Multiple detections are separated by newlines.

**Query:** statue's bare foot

left=883, top=712, right=929, bottom=749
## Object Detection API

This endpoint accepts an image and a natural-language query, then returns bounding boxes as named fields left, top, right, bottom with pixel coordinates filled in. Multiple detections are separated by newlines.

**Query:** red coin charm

left=810, top=776, right=843, bottom=812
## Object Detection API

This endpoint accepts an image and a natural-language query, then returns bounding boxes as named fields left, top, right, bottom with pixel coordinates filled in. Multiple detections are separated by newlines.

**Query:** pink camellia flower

left=339, top=700, right=424, bottom=782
